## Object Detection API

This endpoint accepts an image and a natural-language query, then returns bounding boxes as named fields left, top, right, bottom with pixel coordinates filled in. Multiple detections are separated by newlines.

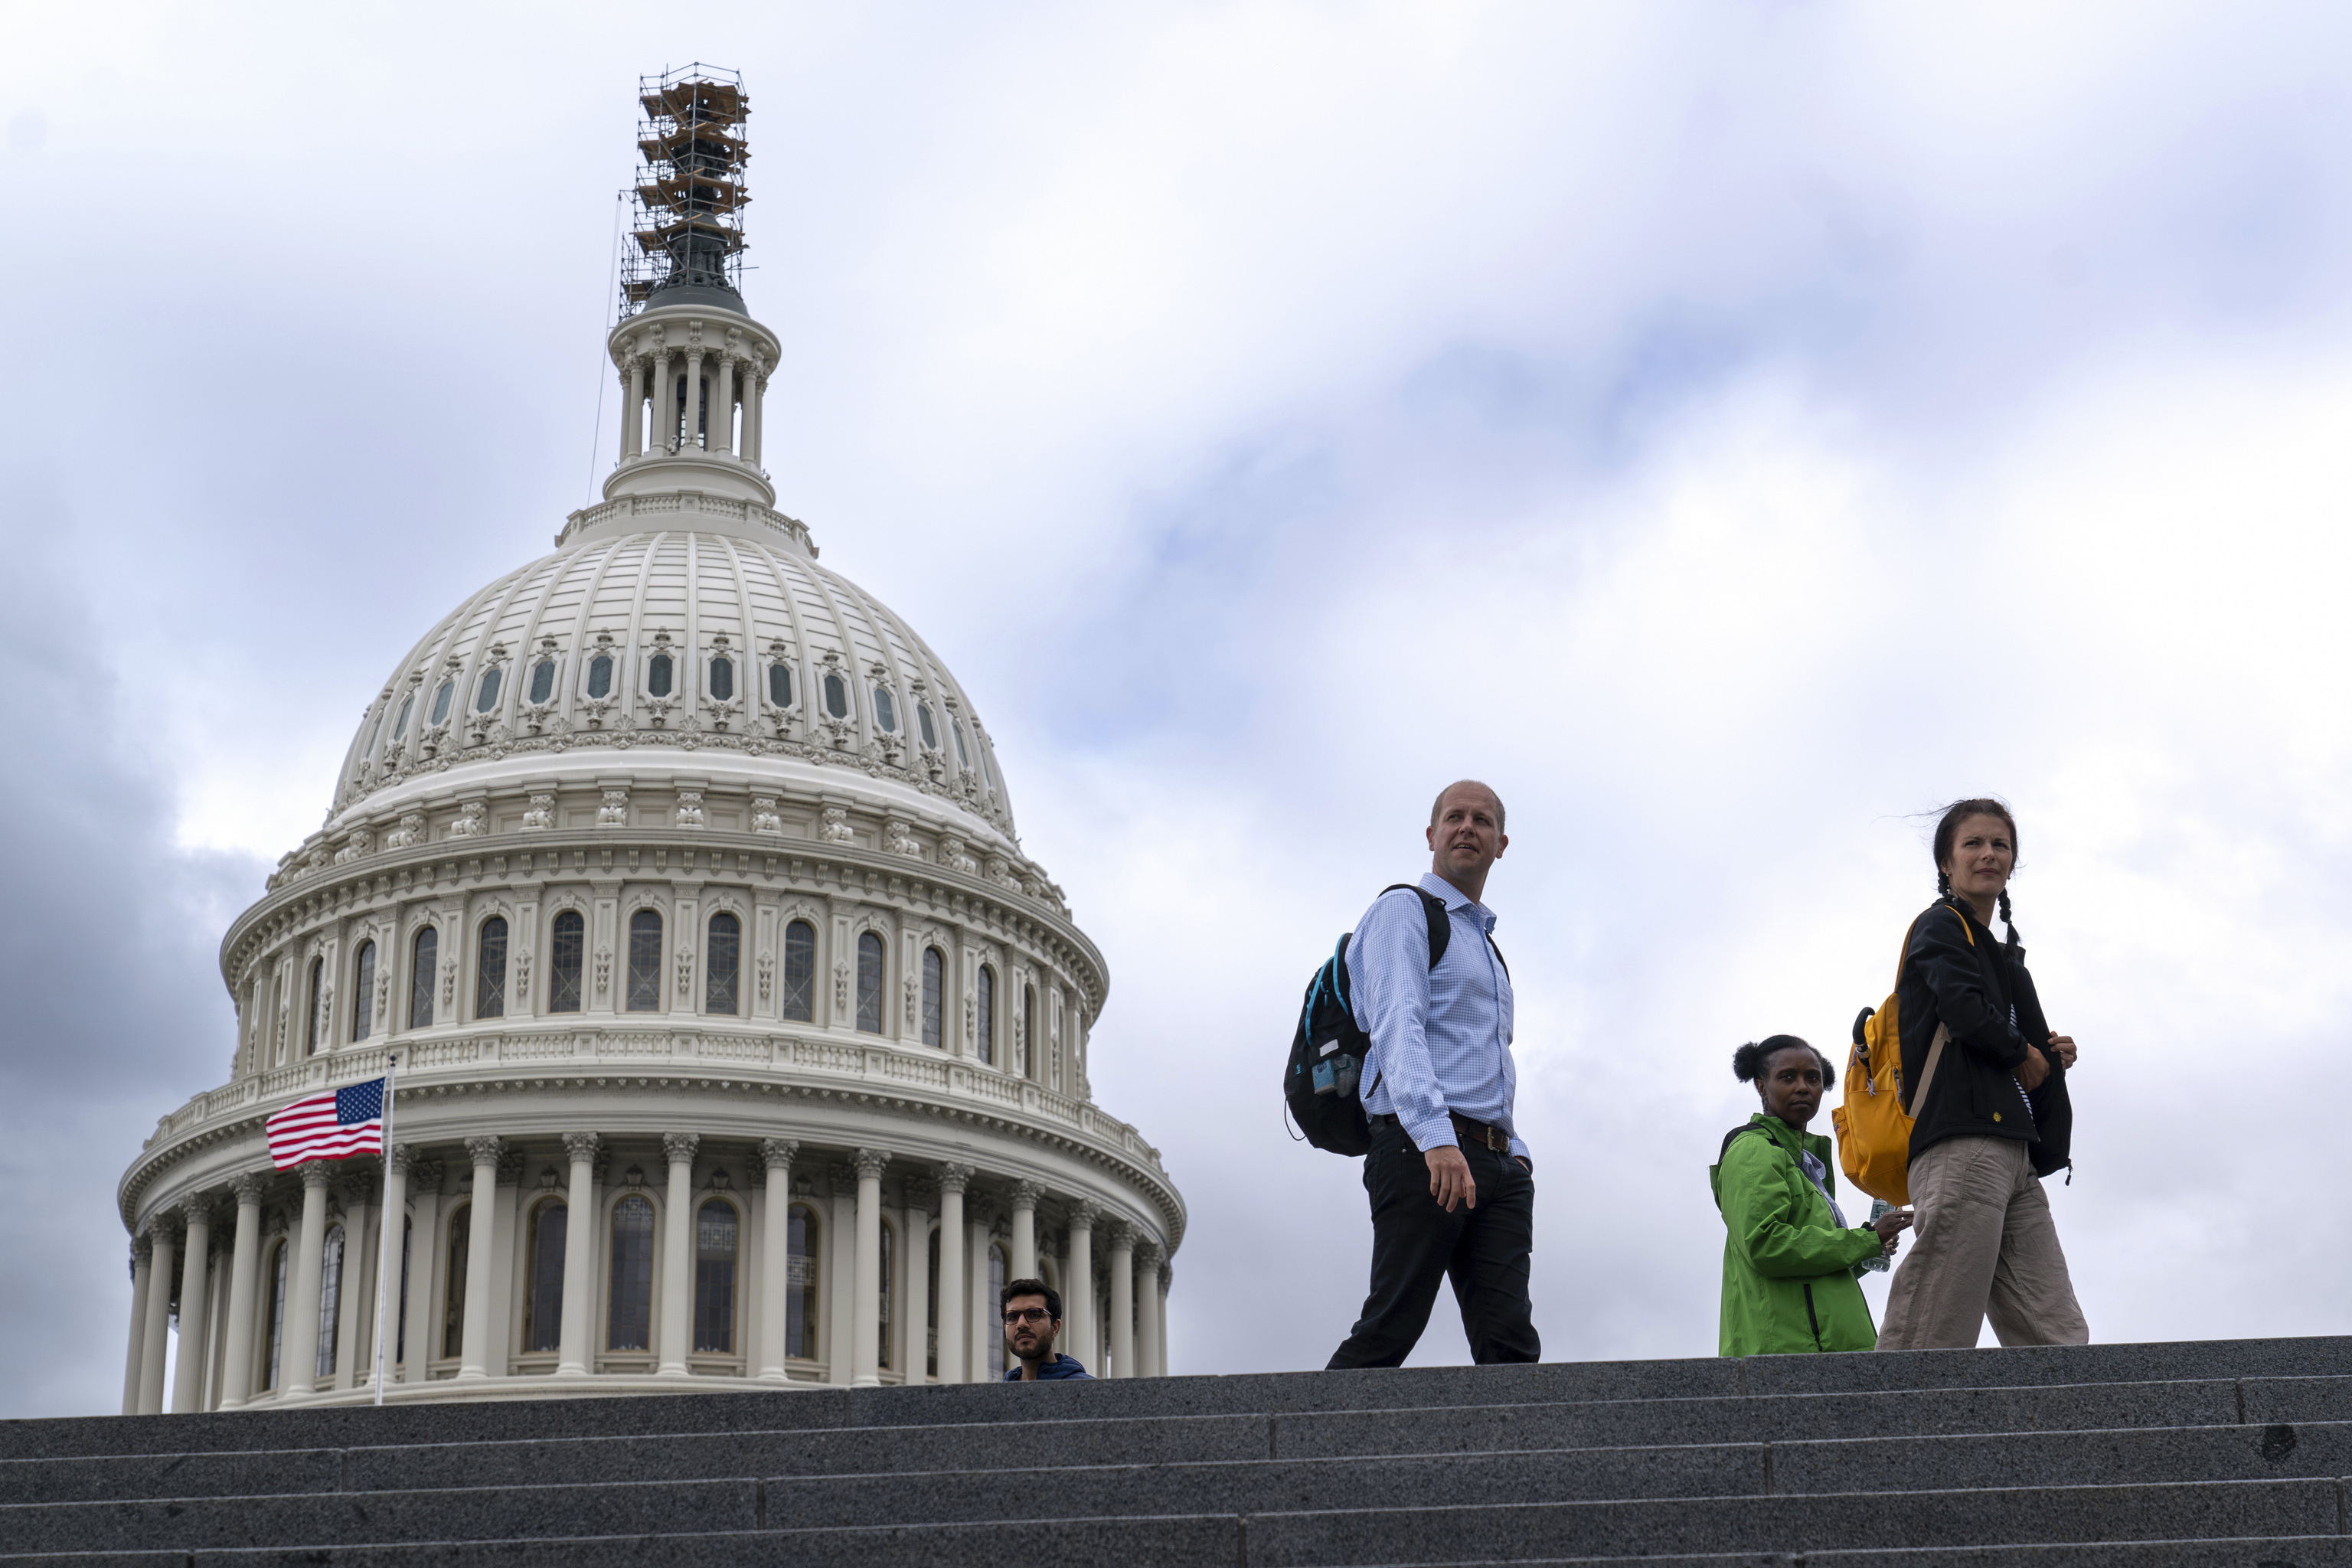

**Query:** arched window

left=316, top=1224, right=345, bottom=1380
left=351, top=941, right=376, bottom=1042
left=786, top=1204, right=819, bottom=1360
left=822, top=671, right=849, bottom=719
left=549, top=911, right=584, bottom=1013
left=917, top=702, right=939, bottom=750
left=475, top=916, right=508, bottom=1019
left=474, top=665, right=501, bottom=713
left=694, top=1199, right=739, bottom=1354
left=304, top=956, right=325, bottom=1055
left=393, top=691, right=415, bottom=741
left=441, top=1204, right=470, bottom=1359
left=921, top=948, right=944, bottom=1048
left=429, top=678, right=454, bottom=727
left=877, top=1218, right=895, bottom=1371
left=985, top=1243, right=1008, bottom=1380
left=926, top=1226, right=941, bottom=1377
left=952, top=720, right=972, bottom=770
left=708, top=656, right=734, bottom=701
left=528, top=658, right=556, bottom=704
left=705, top=913, right=740, bottom=1015
left=364, top=706, right=384, bottom=756
left=855, top=933, right=884, bottom=1034
left=263, top=1240, right=288, bottom=1390
left=626, top=910, right=662, bottom=1012
left=781, top=920, right=816, bottom=1022
left=872, top=684, right=898, bottom=733
left=524, top=1197, right=567, bottom=1354
left=1023, top=984, right=1037, bottom=1080
left=976, top=965, right=995, bottom=1067
left=410, top=927, right=438, bottom=1029
left=586, top=655, right=613, bottom=699
left=768, top=662, right=793, bottom=708
left=607, top=1194, right=655, bottom=1351
left=646, top=652, right=674, bottom=698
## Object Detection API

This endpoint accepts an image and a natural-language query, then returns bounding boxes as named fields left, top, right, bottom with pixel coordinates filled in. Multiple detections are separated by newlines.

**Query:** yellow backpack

left=1831, top=910, right=1965, bottom=1206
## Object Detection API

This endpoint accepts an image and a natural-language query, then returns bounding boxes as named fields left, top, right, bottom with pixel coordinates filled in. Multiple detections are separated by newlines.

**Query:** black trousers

left=1326, top=1117, right=1540, bottom=1368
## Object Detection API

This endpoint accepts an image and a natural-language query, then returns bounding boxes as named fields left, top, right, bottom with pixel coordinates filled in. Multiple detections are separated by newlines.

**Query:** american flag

left=265, top=1077, right=387, bottom=1168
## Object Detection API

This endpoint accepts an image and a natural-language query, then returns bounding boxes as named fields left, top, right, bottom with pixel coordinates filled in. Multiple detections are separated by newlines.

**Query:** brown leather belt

left=1450, top=1112, right=1512, bottom=1153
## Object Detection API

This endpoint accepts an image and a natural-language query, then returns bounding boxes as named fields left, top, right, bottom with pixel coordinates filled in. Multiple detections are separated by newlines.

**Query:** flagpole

left=373, top=1049, right=397, bottom=1406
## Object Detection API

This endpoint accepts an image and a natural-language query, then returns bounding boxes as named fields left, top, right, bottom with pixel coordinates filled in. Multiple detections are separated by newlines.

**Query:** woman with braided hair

left=1876, top=799, right=2088, bottom=1351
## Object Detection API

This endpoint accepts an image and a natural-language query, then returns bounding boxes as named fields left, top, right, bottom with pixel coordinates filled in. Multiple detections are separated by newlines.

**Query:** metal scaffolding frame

left=619, top=63, right=750, bottom=315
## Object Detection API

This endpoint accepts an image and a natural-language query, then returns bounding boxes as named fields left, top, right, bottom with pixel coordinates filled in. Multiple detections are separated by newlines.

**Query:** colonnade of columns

left=616, top=345, right=767, bottom=469
left=120, top=1133, right=1172, bottom=1413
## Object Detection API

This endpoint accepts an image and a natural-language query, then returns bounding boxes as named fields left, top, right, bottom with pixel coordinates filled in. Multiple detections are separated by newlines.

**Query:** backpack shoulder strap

left=1377, top=883, right=1451, bottom=969
left=1717, top=1122, right=1777, bottom=1163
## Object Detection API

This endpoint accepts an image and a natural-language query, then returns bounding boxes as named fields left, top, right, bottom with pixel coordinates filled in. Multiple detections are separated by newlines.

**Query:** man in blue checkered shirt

left=1327, top=780, right=1539, bottom=1368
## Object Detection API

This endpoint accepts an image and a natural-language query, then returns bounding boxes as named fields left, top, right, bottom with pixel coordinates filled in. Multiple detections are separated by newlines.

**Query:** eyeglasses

left=1001, top=1307, right=1053, bottom=1325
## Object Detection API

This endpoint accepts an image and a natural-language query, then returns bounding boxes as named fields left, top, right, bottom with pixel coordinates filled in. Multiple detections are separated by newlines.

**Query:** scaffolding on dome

left=618, top=64, right=750, bottom=315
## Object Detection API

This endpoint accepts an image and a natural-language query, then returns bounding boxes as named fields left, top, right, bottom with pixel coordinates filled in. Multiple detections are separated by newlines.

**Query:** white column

left=1135, top=1244, right=1163, bottom=1382
left=1108, top=1223, right=1136, bottom=1380
left=756, top=1138, right=797, bottom=1381
left=401, top=1162, right=443, bottom=1382
left=658, top=1132, right=698, bottom=1377
left=622, top=360, right=645, bottom=460
left=1063, top=1201, right=1096, bottom=1375
left=851, top=1148, right=889, bottom=1387
left=828, top=1169, right=855, bottom=1384
left=137, top=1223, right=177, bottom=1415
left=203, top=1248, right=230, bottom=1409
left=744, top=362, right=766, bottom=467
left=684, top=348, right=707, bottom=448
left=171, top=1200, right=214, bottom=1413
left=334, top=1178, right=374, bottom=1390
left=934, top=1165, right=969, bottom=1384
left=1009, top=1180, right=1039, bottom=1280
left=903, top=1179, right=932, bottom=1383
left=456, top=1138, right=501, bottom=1380
left=121, top=1235, right=152, bottom=1416
left=279, top=1165, right=332, bottom=1400
left=712, top=356, right=736, bottom=456
left=966, top=1204, right=995, bottom=1381
left=1157, top=1262, right=1172, bottom=1376
left=375, top=1148, right=409, bottom=1390
left=217, top=1174, right=265, bottom=1408
left=558, top=1133, right=599, bottom=1376
left=652, top=351, right=675, bottom=450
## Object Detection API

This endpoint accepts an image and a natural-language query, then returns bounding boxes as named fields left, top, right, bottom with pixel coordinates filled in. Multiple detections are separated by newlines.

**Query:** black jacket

left=1896, top=898, right=2073, bottom=1175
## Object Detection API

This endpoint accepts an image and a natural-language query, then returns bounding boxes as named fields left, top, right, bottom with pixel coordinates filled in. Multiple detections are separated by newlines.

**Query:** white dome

left=328, top=499, right=1018, bottom=845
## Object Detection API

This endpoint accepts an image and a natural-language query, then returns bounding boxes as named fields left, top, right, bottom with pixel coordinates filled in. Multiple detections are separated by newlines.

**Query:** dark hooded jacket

left=1896, top=897, right=2072, bottom=1176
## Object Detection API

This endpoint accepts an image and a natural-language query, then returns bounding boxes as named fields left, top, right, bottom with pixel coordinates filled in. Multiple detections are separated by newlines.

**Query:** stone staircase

left=3, top=1335, right=2348, bottom=1565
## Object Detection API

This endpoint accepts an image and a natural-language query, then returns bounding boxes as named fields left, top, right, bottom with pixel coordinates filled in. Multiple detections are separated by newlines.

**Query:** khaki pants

left=1877, top=1134, right=2089, bottom=1351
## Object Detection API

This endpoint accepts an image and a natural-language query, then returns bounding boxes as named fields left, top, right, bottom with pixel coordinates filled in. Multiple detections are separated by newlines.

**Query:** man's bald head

left=1429, top=780, right=1506, bottom=835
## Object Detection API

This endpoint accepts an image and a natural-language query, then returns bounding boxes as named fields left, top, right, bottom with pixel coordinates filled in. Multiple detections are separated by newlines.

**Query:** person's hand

left=1426, top=1144, right=1476, bottom=1211
left=2047, top=1031, right=2078, bottom=1069
left=2016, top=1044, right=2050, bottom=1092
left=1872, top=1208, right=1912, bottom=1251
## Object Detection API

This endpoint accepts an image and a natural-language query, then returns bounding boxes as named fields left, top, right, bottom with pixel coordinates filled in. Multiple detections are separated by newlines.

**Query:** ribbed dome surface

left=329, top=522, right=1014, bottom=838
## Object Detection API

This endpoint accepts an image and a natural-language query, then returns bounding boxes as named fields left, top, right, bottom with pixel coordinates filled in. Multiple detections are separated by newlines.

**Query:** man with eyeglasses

left=1001, top=1278, right=1093, bottom=1380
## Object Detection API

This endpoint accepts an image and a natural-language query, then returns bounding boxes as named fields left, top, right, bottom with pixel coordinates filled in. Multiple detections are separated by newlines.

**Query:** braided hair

left=1932, top=797, right=2023, bottom=953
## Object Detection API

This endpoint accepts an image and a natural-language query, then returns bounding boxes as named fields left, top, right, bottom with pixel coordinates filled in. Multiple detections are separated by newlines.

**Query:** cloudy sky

left=5, top=2, right=2352, bottom=1416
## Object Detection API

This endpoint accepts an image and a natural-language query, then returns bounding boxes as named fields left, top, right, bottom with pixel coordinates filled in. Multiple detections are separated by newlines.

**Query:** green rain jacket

left=1713, top=1114, right=1886, bottom=1357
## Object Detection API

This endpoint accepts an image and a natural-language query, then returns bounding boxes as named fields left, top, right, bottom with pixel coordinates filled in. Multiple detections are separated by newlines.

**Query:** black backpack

left=1282, top=884, right=1504, bottom=1156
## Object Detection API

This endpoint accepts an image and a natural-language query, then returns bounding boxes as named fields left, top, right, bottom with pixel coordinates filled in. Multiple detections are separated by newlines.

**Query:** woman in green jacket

left=1714, top=1036, right=1909, bottom=1356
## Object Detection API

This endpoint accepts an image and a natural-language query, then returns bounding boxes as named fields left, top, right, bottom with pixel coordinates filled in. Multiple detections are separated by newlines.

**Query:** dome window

left=394, top=691, right=414, bottom=741
left=823, top=671, right=850, bottom=719
left=528, top=659, right=556, bottom=705
left=429, top=679, right=454, bottom=727
left=586, top=655, right=613, bottom=699
left=916, top=702, right=938, bottom=750
left=363, top=708, right=384, bottom=756
left=767, top=662, right=793, bottom=708
left=708, top=656, right=734, bottom=701
left=474, top=666, right=501, bottom=714
left=952, top=720, right=972, bottom=769
left=872, top=684, right=898, bottom=733
left=647, top=653, right=675, bottom=698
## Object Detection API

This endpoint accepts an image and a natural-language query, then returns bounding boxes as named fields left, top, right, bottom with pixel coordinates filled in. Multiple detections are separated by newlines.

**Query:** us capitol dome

left=113, top=66, right=1181, bottom=1413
